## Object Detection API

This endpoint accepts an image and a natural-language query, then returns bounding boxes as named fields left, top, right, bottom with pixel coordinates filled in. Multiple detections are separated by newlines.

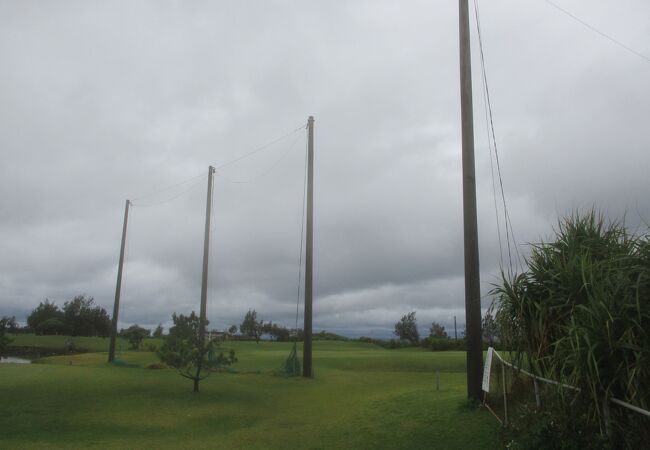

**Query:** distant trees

left=429, top=321, right=449, bottom=339
left=27, top=299, right=65, bottom=333
left=37, top=318, right=69, bottom=335
left=262, top=321, right=291, bottom=341
left=157, top=312, right=237, bottom=393
left=120, top=325, right=151, bottom=349
left=394, top=312, right=419, bottom=343
left=63, top=295, right=111, bottom=337
left=0, top=316, right=16, bottom=357
left=2, top=316, right=17, bottom=334
left=481, top=311, right=498, bottom=346
left=228, top=325, right=238, bottom=336
left=240, top=310, right=263, bottom=343
left=152, top=324, right=164, bottom=338
left=421, top=320, right=458, bottom=351
left=27, top=295, right=111, bottom=337
left=237, top=311, right=293, bottom=342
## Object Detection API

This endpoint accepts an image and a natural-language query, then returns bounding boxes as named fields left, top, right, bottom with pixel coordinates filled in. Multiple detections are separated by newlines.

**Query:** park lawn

left=0, top=342, right=500, bottom=449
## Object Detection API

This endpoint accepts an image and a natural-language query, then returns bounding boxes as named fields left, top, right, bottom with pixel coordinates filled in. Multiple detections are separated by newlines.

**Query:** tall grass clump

left=492, top=211, right=650, bottom=447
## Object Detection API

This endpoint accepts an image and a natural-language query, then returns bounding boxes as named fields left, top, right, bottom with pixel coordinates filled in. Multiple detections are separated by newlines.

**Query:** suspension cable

left=294, top=133, right=309, bottom=330
left=473, top=0, right=524, bottom=274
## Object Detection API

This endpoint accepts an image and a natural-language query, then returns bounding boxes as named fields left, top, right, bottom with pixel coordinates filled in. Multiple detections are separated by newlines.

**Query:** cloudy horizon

left=1, top=0, right=649, bottom=339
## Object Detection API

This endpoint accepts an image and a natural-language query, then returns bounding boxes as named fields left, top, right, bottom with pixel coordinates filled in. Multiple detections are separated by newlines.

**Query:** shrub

left=146, top=363, right=167, bottom=370
left=503, top=397, right=608, bottom=450
left=492, top=211, right=650, bottom=445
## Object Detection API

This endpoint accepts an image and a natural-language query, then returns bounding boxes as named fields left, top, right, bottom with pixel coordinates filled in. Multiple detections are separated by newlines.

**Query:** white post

left=501, top=362, right=508, bottom=427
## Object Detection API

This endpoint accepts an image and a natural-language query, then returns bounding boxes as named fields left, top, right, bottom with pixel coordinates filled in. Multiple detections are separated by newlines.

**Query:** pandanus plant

left=491, top=211, right=650, bottom=441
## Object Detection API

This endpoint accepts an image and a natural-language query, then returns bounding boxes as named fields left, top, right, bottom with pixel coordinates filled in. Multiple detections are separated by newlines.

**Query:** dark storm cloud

left=1, top=0, right=649, bottom=336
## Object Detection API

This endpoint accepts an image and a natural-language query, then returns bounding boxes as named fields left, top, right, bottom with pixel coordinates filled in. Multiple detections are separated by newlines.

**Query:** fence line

left=484, top=347, right=650, bottom=423
left=610, top=397, right=650, bottom=418
left=492, top=350, right=580, bottom=392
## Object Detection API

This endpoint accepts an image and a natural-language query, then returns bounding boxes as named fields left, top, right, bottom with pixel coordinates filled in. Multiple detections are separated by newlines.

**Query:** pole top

left=209, top=165, right=215, bottom=173
left=308, top=115, right=314, bottom=122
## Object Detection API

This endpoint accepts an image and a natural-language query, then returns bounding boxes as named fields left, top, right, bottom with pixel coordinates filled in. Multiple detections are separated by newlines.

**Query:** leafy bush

left=504, top=397, right=608, bottom=450
left=492, top=211, right=650, bottom=445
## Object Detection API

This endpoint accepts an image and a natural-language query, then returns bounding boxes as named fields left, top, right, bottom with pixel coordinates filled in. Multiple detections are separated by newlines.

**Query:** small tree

left=121, top=324, right=151, bottom=349
left=240, top=309, right=263, bottom=343
left=228, top=325, right=238, bottom=337
left=152, top=323, right=164, bottom=338
left=481, top=311, right=498, bottom=346
left=157, top=312, right=236, bottom=392
left=429, top=321, right=449, bottom=339
left=394, top=311, right=419, bottom=343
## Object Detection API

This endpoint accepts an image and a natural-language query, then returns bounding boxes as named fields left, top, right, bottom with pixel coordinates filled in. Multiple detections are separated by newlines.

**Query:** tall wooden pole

left=303, top=116, right=314, bottom=378
left=459, top=0, right=483, bottom=401
left=194, top=166, right=215, bottom=392
left=108, top=199, right=130, bottom=362
left=199, top=166, right=216, bottom=336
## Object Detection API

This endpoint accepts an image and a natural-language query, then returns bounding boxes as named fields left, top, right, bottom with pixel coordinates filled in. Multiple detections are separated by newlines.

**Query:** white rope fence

left=481, top=347, right=650, bottom=426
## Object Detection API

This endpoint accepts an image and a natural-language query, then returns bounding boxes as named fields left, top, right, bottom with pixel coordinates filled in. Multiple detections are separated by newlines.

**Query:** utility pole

left=190, top=166, right=215, bottom=392
left=303, top=116, right=315, bottom=378
left=108, top=199, right=130, bottom=363
left=459, top=0, right=483, bottom=401
left=199, top=166, right=216, bottom=339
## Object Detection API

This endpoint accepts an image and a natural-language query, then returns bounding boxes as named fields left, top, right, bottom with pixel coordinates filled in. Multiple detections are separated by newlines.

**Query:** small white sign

left=482, top=347, right=494, bottom=392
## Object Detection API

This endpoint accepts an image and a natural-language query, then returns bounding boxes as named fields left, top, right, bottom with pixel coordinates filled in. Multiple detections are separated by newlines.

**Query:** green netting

left=284, top=342, right=301, bottom=376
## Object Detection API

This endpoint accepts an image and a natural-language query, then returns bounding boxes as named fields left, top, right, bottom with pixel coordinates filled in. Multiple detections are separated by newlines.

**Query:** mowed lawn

left=1, top=340, right=500, bottom=449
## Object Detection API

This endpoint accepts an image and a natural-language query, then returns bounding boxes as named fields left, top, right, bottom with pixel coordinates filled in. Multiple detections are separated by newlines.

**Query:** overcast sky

left=1, top=0, right=649, bottom=338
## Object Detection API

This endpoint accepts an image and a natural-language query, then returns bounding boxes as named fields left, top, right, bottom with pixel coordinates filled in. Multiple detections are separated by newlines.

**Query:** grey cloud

left=1, top=1, right=649, bottom=336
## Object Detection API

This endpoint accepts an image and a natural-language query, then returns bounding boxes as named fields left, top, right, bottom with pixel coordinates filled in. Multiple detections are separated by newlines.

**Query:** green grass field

left=1, top=337, right=500, bottom=449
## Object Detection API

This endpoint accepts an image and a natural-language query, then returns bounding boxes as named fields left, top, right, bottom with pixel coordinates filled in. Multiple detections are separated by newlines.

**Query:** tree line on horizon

left=9, top=298, right=325, bottom=343
left=26, top=295, right=111, bottom=337
left=8, top=295, right=499, bottom=349
left=388, top=310, right=498, bottom=351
